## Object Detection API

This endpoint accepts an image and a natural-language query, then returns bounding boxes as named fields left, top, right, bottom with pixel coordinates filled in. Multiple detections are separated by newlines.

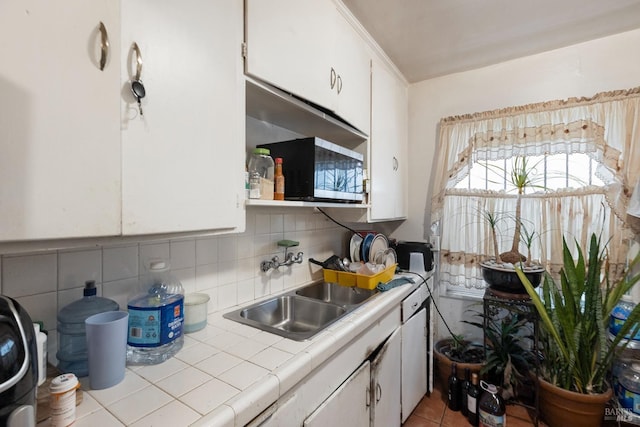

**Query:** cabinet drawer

left=401, top=283, right=427, bottom=322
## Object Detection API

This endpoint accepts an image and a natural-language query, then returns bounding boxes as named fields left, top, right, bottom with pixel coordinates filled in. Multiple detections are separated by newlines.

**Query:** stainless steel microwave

left=258, top=137, right=364, bottom=203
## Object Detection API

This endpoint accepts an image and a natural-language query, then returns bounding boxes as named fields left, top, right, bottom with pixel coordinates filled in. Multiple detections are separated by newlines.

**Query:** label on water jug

left=479, top=410, right=505, bottom=427
left=127, top=297, right=183, bottom=347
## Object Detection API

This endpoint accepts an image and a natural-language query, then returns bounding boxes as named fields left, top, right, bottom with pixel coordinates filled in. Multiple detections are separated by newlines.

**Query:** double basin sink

left=224, top=282, right=378, bottom=341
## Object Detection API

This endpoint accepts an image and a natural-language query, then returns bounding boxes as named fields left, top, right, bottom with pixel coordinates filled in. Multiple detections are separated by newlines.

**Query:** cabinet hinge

left=241, top=42, right=247, bottom=59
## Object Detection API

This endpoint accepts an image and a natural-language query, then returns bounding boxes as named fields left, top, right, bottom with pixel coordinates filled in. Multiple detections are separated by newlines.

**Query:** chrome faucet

left=261, top=239, right=304, bottom=272
left=260, top=250, right=304, bottom=272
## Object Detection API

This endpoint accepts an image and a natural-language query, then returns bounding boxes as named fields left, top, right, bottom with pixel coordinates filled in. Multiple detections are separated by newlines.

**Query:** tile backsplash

left=0, top=207, right=345, bottom=365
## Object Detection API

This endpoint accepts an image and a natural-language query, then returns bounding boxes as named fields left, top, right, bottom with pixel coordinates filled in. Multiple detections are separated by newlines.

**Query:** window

left=430, top=88, right=640, bottom=296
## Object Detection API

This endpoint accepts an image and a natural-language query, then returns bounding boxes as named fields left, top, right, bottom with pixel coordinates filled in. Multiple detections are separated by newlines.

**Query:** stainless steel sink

left=224, top=282, right=378, bottom=340
left=295, top=281, right=377, bottom=306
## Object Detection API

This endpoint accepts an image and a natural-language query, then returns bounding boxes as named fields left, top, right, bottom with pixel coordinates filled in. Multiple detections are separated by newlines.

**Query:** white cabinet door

left=121, top=0, right=245, bottom=235
left=371, top=328, right=401, bottom=427
left=0, top=1, right=121, bottom=240
left=333, top=10, right=371, bottom=134
left=245, top=0, right=370, bottom=135
left=245, top=0, right=336, bottom=112
left=369, top=57, right=408, bottom=221
left=304, top=361, right=370, bottom=427
left=401, top=307, right=428, bottom=422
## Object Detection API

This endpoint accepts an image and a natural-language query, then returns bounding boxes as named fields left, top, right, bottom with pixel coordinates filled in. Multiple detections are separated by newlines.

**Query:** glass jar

left=248, top=148, right=274, bottom=200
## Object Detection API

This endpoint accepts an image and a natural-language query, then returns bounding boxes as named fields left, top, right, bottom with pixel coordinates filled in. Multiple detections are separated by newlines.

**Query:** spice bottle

left=274, top=157, right=285, bottom=200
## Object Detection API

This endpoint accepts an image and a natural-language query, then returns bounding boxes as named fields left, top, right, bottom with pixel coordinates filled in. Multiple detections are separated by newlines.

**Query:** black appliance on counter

left=258, top=137, right=364, bottom=203
left=393, top=241, right=434, bottom=273
left=0, top=295, right=38, bottom=427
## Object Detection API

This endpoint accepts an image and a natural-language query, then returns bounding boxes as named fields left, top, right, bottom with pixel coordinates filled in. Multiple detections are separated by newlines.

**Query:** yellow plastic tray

left=323, top=264, right=397, bottom=290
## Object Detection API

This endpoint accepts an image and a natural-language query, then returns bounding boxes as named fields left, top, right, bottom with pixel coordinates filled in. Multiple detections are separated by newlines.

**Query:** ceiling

left=342, top=0, right=640, bottom=83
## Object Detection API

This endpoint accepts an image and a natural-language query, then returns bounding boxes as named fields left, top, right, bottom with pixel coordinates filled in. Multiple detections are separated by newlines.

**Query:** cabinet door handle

left=337, top=74, right=343, bottom=94
left=132, top=42, right=143, bottom=81
left=365, top=386, right=371, bottom=407
left=330, top=67, right=337, bottom=89
left=375, top=383, right=382, bottom=403
left=98, top=21, right=109, bottom=71
left=393, top=156, right=399, bottom=171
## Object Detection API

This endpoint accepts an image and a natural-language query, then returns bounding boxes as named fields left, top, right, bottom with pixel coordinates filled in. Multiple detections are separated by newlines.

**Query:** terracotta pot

left=538, top=377, right=612, bottom=427
left=434, top=339, right=484, bottom=392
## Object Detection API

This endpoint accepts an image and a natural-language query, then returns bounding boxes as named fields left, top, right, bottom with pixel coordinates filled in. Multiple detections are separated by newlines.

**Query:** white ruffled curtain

left=431, top=88, right=640, bottom=293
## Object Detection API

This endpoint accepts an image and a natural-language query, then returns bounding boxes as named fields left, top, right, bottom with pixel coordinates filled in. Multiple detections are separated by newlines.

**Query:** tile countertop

left=37, top=273, right=432, bottom=427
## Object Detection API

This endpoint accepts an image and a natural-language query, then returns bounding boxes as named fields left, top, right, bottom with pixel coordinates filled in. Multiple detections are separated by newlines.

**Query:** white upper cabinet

left=121, top=0, right=245, bottom=235
left=369, top=56, right=408, bottom=221
left=0, top=1, right=122, bottom=240
left=245, top=0, right=371, bottom=134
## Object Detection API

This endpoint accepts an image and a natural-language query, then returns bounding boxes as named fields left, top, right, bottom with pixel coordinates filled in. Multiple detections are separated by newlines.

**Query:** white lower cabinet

left=371, top=328, right=402, bottom=427
left=304, top=361, right=371, bottom=427
left=401, top=307, right=428, bottom=422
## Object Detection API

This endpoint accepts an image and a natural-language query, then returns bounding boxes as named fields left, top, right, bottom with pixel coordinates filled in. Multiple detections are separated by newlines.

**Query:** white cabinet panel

left=401, top=307, right=428, bottom=422
left=0, top=0, right=121, bottom=240
left=371, top=328, right=401, bottom=427
left=245, top=0, right=370, bottom=134
left=369, top=56, right=408, bottom=221
left=304, top=361, right=370, bottom=427
left=121, top=0, right=244, bottom=235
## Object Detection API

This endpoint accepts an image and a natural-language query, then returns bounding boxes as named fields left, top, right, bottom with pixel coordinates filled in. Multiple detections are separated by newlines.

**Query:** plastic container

left=126, top=260, right=184, bottom=364
left=323, top=263, right=396, bottom=290
left=610, top=294, right=640, bottom=341
left=618, top=362, right=640, bottom=418
left=49, top=373, right=80, bottom=427
left=56, top=280, right=119, bottom=377
left=478, top=380, right=505, bottom=427
left=184, top=293, right=210, bottom=333
left=248, top=148, right=274, bottom=200
left=34, top=323, right=47, bottom=386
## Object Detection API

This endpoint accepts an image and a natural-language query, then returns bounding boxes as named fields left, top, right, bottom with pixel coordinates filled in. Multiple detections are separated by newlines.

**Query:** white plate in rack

left=350, top=233, right=363, bottom=262
left=367, top=234, right=389, bottom=264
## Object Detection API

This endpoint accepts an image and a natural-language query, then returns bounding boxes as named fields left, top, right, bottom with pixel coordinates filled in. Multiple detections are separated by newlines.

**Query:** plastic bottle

left=610, top=294, right=640, bottom=341
left=34, top=323, right=47, bottom=386
left=57, top=280, right=119, bottom=377
left=127, top=260, right=184, bottom=364
left=461, top=367, right=471, bottom=417
left=248, top=148, right=274, bottom=200
left=467, top=372, right=480, bottom=426
left=478, top=380, right=506, bottom=427
left=447, top=362, right=461, bottom=411
left=274, top=157, right=285, bottom=200
left=619, top=362, right=640, bottom=416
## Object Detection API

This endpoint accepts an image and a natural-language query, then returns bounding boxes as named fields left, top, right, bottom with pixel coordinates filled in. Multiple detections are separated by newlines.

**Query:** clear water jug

left=126, top=260, right=184, bottom=365
left=57, top=280, right=119, bottom=376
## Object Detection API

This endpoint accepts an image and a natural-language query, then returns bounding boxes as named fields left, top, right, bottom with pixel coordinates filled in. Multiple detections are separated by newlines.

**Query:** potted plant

left=464, top=309, right=535, bottom=402
left=517, top=233, right=640, bottom=427
left=480, top=156, right=545, bottom=293
left=434, top=334, right=484, bottom=390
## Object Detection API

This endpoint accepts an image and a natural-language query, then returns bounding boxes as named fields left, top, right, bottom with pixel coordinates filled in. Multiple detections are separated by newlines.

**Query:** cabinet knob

left=375, top=383, right=382, bottom=403
left=98, top=22, right=109, bottom=71
left=393, top=156, right=399, bottom=171
left=336, top=74, right=342, bottom=94
left=330, top=67, right=337, bottom=89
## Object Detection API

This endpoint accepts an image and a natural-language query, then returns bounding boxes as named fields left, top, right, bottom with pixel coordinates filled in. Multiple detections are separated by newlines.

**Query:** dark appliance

left=393, top=241, right=434, bottom=273
left=258, top=137, right=364, bottom=203
left=0, top=295, right=38, bottom=427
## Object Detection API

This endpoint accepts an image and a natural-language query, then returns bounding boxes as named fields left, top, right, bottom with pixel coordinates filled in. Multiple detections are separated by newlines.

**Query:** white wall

left=398, top=28, right=640, bottom=339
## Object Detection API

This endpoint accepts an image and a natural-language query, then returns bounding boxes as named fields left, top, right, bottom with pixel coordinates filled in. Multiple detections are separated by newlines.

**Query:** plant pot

left=538, top=377, right=612, bottom=427
left=481, top=261, right=543, bottom=294
left=434, top=339, right=484, bottom=392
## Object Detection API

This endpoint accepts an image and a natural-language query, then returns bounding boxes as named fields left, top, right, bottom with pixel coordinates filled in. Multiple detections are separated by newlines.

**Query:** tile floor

left=403, top=380, right=544, bottom=427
